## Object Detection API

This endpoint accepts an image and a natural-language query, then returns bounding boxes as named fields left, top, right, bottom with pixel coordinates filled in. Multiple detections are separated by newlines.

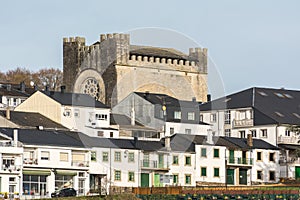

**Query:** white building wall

left=165, top=122, right=210, bottom=136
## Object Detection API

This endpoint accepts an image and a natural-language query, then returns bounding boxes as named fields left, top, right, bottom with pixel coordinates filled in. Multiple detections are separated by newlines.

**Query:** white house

left=15, top=89, right=118, bottom=138
left=199, top=87, right=300, bottom=180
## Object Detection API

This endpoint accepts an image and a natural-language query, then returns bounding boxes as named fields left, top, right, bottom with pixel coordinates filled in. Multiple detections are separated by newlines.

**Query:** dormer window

left=95, top=114, right=107, bottom=120
left=174, top=111, right=181, bottom=119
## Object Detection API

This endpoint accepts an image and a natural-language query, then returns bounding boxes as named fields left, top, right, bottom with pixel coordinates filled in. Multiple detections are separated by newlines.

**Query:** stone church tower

left=63, top=33, right=208, bottom=107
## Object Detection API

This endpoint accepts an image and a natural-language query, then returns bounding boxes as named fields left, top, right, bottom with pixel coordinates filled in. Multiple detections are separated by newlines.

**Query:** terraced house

left=199, top=87, right=300, bottom=181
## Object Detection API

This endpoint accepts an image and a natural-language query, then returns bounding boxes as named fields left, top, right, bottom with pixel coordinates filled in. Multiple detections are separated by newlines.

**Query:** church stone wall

left=63, top=33, right=208, bottom=106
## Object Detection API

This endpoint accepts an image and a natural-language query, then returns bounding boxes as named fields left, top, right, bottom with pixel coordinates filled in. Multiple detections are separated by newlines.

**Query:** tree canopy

left=0, top=67, right=63, bottom=91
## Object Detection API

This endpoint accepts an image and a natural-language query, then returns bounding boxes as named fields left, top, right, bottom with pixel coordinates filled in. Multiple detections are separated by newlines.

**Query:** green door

left=154, top=174, right=163, bottom=187
left=158, top=154, right=164, bottom=168
left=239, top=169, right=247, bottom=185
left=295, top=167, right=300, bottom=179
left=226, top=169, right=234, bottom=185
left=141, top=173, right=149, bottom=187
left=229, top=150, right=234, bottom=164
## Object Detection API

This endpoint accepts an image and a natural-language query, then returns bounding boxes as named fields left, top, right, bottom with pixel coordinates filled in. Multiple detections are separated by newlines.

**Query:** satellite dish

left=30, top=81, right=34, bottom=87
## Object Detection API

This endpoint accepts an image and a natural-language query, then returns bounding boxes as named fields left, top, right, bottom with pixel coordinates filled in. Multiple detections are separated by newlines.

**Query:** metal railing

left=277, top=136, right=298, bottom=144
left=23, top=158, right=38, bottom=165
left=232, top=119, right=253, bottom=128
left=141, top=160, right=169, bottom=169
left=227, top=157, right=253, bottom=165
left=1, top=164, right=22, bottom=172
left=71, top=161, right=89, bottom=167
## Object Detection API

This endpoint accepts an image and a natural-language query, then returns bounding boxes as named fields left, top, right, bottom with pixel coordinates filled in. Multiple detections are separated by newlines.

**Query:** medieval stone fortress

left=0, top=33, right=299, bottom=199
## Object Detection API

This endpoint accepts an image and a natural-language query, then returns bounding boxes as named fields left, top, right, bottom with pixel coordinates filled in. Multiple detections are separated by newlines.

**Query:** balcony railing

left=1, top=164, right=22, bottom=172
left=227, top=157, right=253, bottom=165
left=23, top=158, right=38, bottom=165
left=72, top=161, right=89, bottom=167
left=140, top=160, right=169, bottom=170
left=277, top=136, right=298, bottom=144
left=232, top=119, right=253, bottom=128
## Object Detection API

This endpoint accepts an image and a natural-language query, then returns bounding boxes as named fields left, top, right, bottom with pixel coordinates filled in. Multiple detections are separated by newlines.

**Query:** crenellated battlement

left=63, top=36, right=86, bottom=44
left=99, top=33, right=130, bottom=43
left=128, top=54, right=207, bottom=73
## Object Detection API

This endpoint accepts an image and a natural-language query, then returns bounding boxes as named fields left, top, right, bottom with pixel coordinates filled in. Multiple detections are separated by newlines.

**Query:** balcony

left=277, top=136, right=298, bottom=144
left=140, top=160, right=169, bottom=171
left=71, top=161, right=89, bottom=167
left=227, top=157, right=253, bottom=166
left=1, top=164, right=22, bottom=172
left=23, top=158, right=38, bottom=165
left=232, top=119, right=253, bottom=128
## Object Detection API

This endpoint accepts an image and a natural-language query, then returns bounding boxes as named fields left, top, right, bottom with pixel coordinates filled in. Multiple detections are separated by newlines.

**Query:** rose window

left=83, top=78, right=100, bottom=100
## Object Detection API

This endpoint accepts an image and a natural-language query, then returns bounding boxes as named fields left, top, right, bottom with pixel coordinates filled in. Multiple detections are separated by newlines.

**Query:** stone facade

left=63, top=33, right=208, bottom=107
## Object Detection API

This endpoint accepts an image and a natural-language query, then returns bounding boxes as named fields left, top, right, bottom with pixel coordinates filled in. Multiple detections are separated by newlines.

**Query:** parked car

left=51, top=188, right=77, bottom=198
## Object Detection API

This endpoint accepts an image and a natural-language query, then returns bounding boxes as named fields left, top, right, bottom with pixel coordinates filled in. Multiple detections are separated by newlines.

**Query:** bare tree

left=33, top=68, right=62, bottom=90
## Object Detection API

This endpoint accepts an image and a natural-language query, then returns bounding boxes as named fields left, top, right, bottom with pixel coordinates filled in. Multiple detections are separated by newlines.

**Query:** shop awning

left=23, top=170, right=51, bottom=176
left=55, top=170, right=77, bottom=176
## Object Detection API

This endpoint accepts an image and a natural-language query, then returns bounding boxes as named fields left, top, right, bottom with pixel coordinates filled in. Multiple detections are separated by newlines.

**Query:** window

left=60, top=153, right=68, bottom=162
left=9, top=177, right=15, bottom=182
left=114, top=152, right=121, bottom=162
left=269, top=153, right=275, bottom=162
left=185, top=174, right=191, bottom=184
left=97, top=131, right=104, bottom=137
left=200, top=114, right=203, bottom=122
left=128, top=172, right=135, bottom=182
left=185, top=129, right=191, bottom=134
left=257, top=152, right=262, bottom=161
left=41, top=151, right=49, bottom=160
left=201, top=167, right=207, bottom=176
left=55, top=175, right=74, bottom=190
left=257, top=170, right=263, bottom=180
left=74, top=109, right=80, bottom=117
left=213, top=149, right=219, bottom=158
left=128, top=152, right=135, bottom=162
left=239, top=131, right=246, bottom=138
left=110, top=132, right=113, bottom=138
left=23, top=175, right=47, bottom=196
left=251, top=130, right=257, bottom=137
left=187, top=112, right=195, bottom=120
left=102, top=152, right=108, bottom=162
left=285, top=130, right=290, bottom=136
left=214, top=168, right=220, bottom=177
left=210, top=113, right=217, bottom=122
left=114, top=170, right=121, bottom=181
left=95, top=114, right=108, bottom=120
left=174, top=111, right=181, bottom=119
left=173, top=156, right=179, bottom=165
left=269, top=171, right=275, bottom=181
left=185, top=156, right=191, bottom=166
left=170, top=127, right=174, bottom=135
left=173, top=174, right=178, bottom=184
left=91, top=151, right=96, bottom=161
left=224, top=110, right=231, bottom=124
left=225, top=129, right=231, bottom=137
left=261, top=129, right=268, bottom=138
left=201, top=148, right=207, bottom=157
left=63, top=109, right=71, bottom=117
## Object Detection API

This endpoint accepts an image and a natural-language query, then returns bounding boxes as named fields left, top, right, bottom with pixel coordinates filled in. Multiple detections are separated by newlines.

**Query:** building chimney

left=6, top=108, right=10, bottom=120
left=6, top=84, right=11, bottom=91
left=206, top=129, right=213, bottom=144
left=13, top=129, right=18, bottom=147
left=247, top=133, right=253, bottom=147
left=131, top=106, right=135, bottom=126
left=192, top=97, right=196, bottom=102
left=20, top=82, right=25, bottom=92
left=61, top=85, right=66, bottom=93
left=207, top=94, right=211, bottom=102
left=165, top=136, right=171, bottom=151
left=144, top=91, right=149, bottom=99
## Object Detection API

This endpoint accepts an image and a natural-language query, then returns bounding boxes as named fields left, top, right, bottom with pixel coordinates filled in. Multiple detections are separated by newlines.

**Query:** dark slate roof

left=42, top=91, right=109, bottom=108
left=76, top=133, right=164, bottom=151
left=0, top=111, right=68, bottom=130
left=130, top=45, right=198, bottom=62
left=0, top=82, right=36, bottom=98
left=0, top=128, right=86, bottom=148
left=110, top=113, right=143, bottom=126
left=170, top=134, right=279, bottom=151
left=199, top=87, right=300, bottom=126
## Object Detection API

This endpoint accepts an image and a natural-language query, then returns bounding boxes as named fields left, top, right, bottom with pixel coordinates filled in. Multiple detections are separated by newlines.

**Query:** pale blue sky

left=0, top=0, right=299, bottom=97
